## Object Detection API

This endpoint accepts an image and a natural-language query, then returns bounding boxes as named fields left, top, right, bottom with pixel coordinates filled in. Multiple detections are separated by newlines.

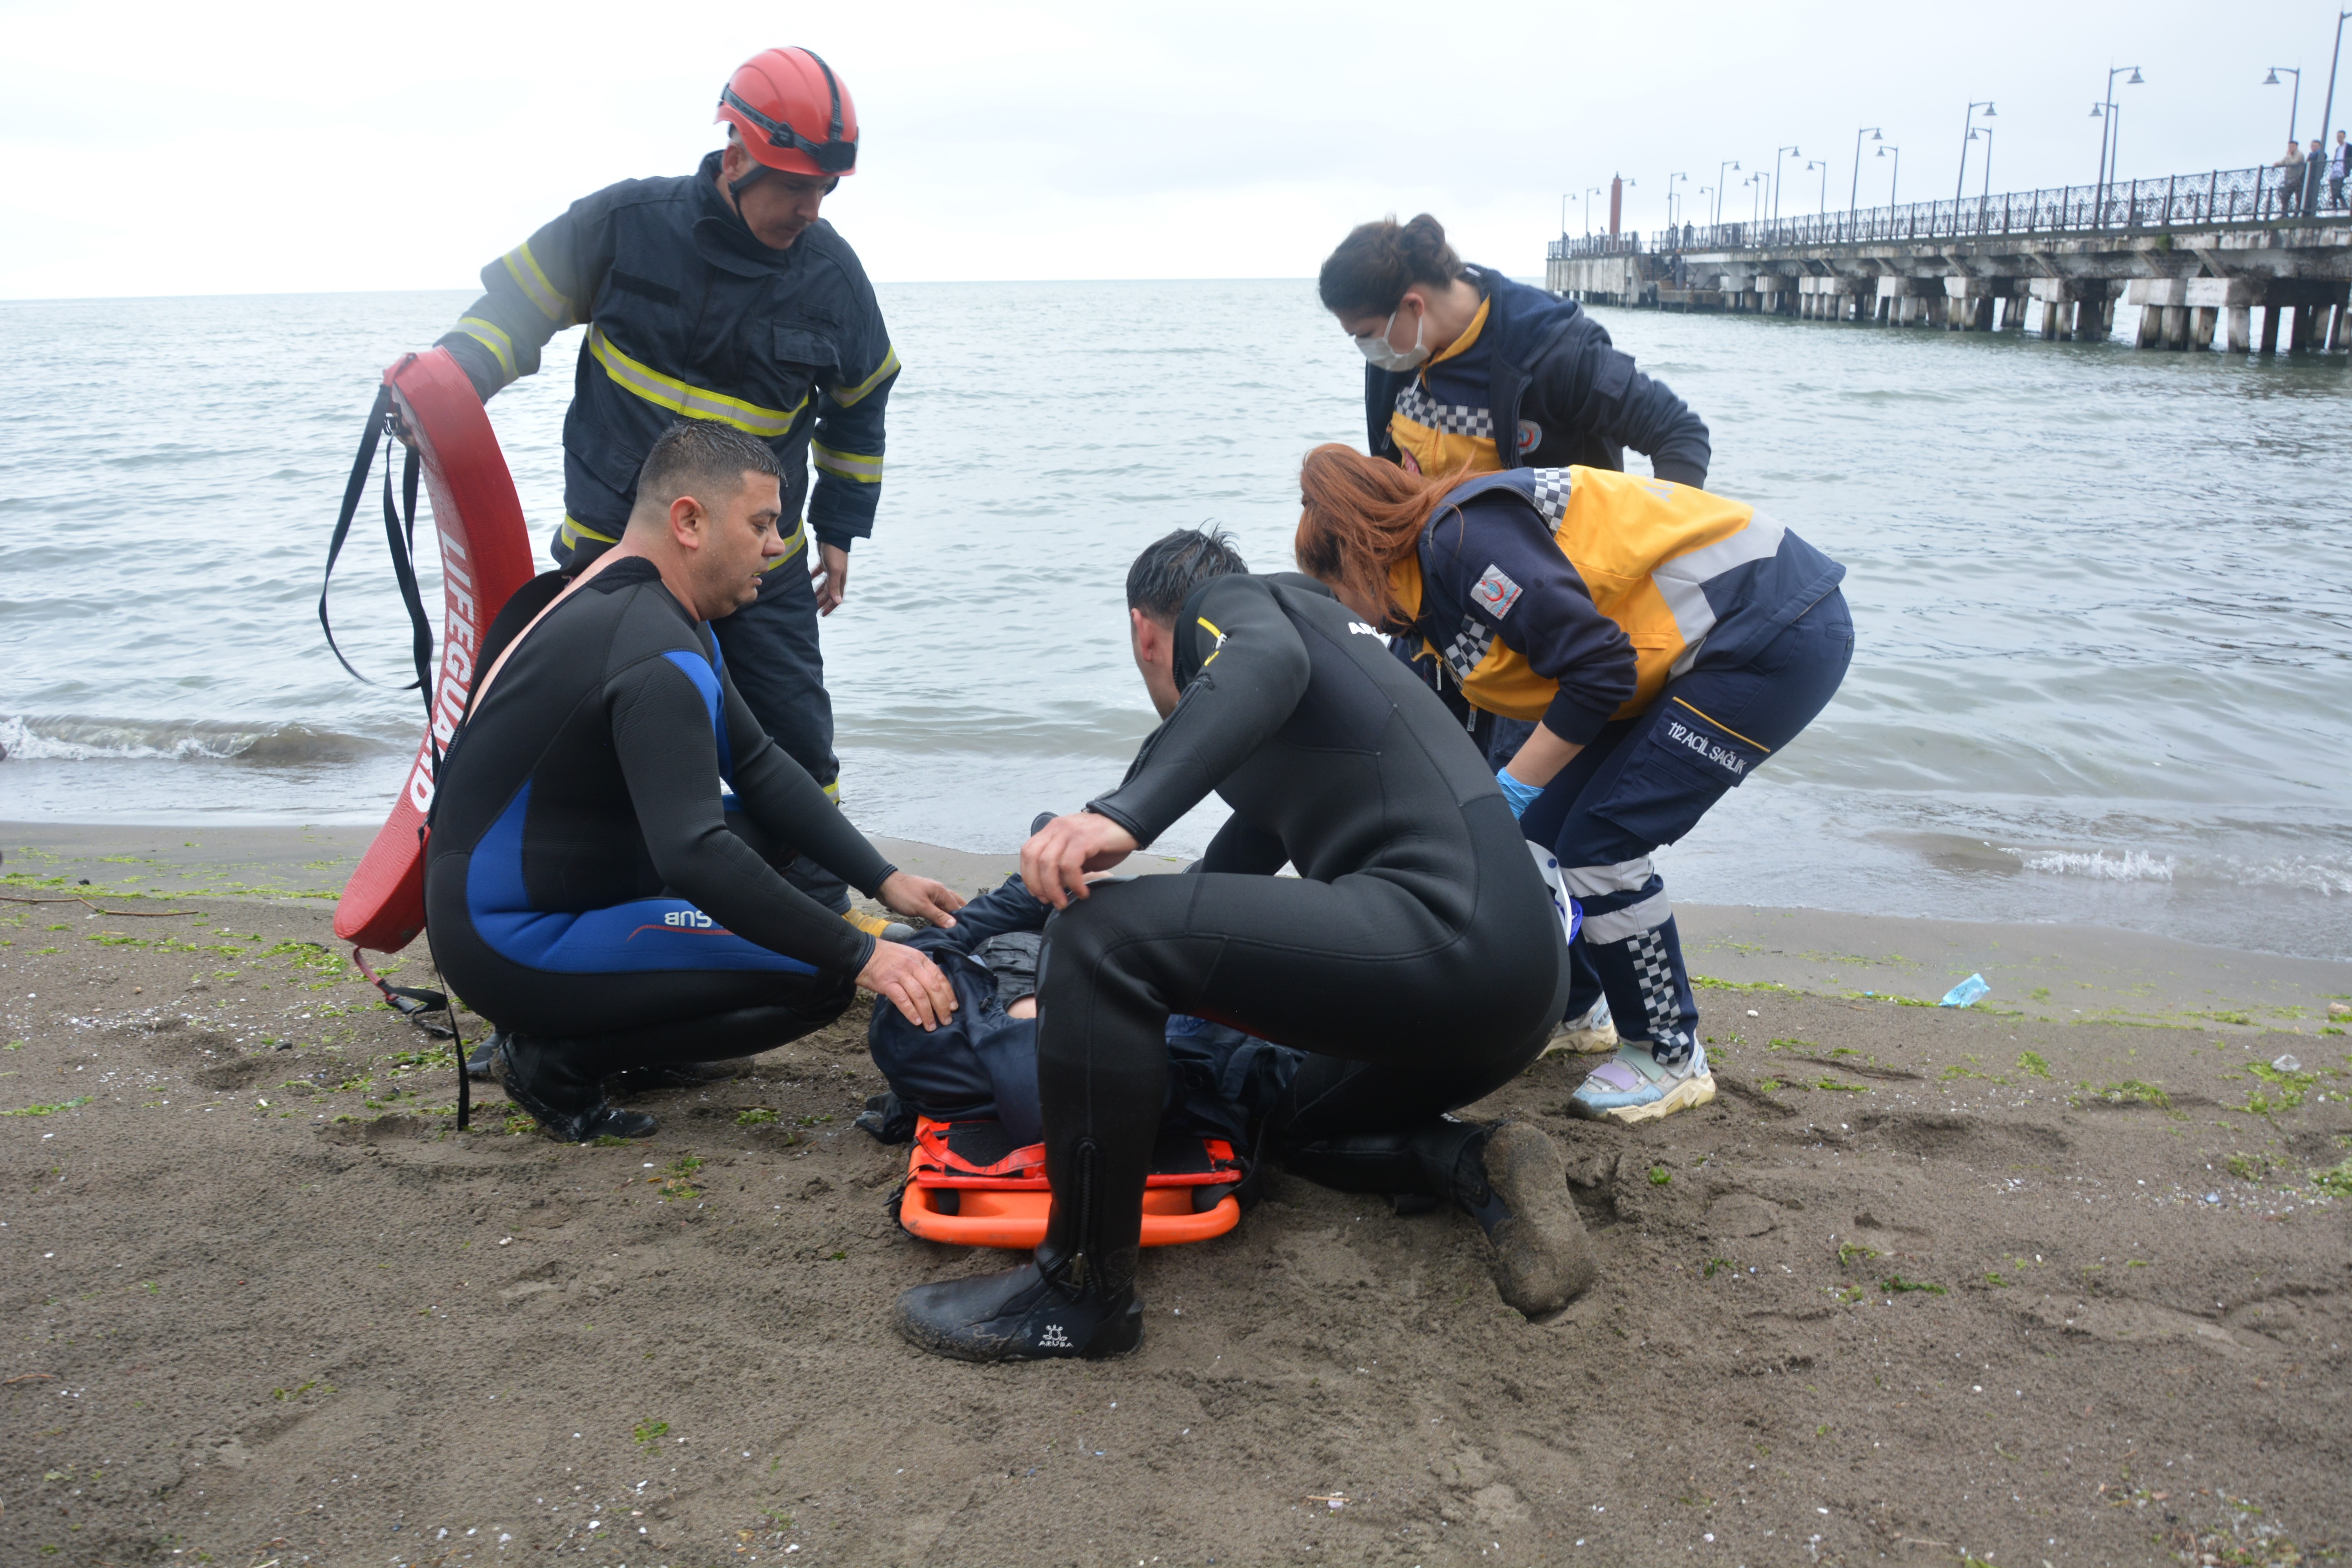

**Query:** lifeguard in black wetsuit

left=894, top=530, right=1599, bottom=1363
left=425, top=421, right=963, bottom=1143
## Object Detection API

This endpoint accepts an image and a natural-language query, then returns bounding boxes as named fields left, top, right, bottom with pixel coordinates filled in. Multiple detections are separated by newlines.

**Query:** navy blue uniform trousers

left=1513, top=589, right=1853, bottom=1064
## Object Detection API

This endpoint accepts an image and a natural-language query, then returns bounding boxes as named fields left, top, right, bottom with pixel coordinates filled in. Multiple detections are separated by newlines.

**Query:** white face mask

left=1354, top=305, right=1429, bottom=372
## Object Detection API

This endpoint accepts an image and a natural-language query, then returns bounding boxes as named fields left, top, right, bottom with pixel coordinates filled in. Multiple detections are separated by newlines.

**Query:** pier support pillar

left=2291, top=304, right=2316, bottom=352
left=2259, top=305, right=2281, bottom=353
left=1942, top=276, right=1994, bottom=331
left=2329, top=302, right=2346, bottom=352
left=2123, top=279, right=2191, bottom=349
left=2029, top=277, right=2082, bottom=340
left=2182, top=279, right=2259, bottom=353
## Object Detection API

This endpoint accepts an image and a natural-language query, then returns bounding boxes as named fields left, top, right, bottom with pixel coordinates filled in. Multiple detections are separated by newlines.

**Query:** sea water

left=2, top=282, right=2347, bottom=958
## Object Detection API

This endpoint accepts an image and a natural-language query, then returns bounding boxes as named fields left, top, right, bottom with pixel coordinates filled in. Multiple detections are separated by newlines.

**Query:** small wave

left=0, top=715, right=397, bottom=766
left=2218, top=855, right=2352, bottom=898
left=2009, top=848, right=2178, bottom=883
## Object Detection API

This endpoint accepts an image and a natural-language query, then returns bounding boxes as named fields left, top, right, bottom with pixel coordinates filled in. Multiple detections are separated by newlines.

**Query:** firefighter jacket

left=1363, top=268, right=1710, bottom=488
left=437, top=151, right=899, bottom=567
left=1394, top=467, right=1843, bottom=744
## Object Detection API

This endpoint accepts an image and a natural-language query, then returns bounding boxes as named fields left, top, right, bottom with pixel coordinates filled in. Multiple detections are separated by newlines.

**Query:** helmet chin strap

left=724, top=162, right=838, bottom=233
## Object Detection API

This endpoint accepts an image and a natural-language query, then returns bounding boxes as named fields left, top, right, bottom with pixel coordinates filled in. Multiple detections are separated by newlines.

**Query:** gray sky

left=1, top=0, right=2336, bottom=298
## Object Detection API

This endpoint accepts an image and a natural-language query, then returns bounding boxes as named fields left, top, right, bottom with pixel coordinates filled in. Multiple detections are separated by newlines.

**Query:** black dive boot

left=497, top=1034, right=659, bottom=1143
left=894, top=1140, right=1144, bottom=1362
left=1284, top=1119, right=1597, bottom=1318
left=464, top=1030, right=509, bottom=1081
left=603, top=1059, right=744, bottom=1096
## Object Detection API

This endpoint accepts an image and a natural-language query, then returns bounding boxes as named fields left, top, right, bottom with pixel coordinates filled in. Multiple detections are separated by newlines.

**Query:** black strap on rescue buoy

left=348, top=947, right=471, bottom=1131
left=319, top=383, right=438, bottom=724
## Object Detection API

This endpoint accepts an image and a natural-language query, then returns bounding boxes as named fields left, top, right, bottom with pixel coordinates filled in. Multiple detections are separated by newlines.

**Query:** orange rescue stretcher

left=896, top=1116, right=1244, bottom=1250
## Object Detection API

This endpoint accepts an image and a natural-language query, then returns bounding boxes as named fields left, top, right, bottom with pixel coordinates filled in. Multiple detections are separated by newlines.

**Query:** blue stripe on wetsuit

left=462, top=647, right=813, bottom=977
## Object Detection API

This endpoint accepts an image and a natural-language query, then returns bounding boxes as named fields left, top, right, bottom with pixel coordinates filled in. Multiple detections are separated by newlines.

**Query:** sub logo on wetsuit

left=628, top=907, right=732, bottom=942
left=1516, top=419, right=1542, bottom=454
left=1347, top=621, right=1381, bottom=637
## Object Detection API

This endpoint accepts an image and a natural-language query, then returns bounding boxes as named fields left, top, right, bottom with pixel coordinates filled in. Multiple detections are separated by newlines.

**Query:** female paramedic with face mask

left=1292, top=443, right=1852, bottom=1127
left=1319, top=212, right=1719, bottom=1058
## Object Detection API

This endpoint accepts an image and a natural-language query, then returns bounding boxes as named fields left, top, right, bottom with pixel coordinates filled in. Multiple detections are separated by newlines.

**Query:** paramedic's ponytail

left=1317, top=214, right=1464, bottom=319
left=1293, top=443, right=1471, bottom=631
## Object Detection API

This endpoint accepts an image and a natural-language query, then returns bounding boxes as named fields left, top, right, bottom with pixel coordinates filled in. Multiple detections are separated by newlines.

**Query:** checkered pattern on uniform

left=1394, top=381, right=1495, bottom=439
left=1526, top=468, right=1575, bottom=523
left=1441, top=616, right=1492, bottom=681
left=1627, top=926, right=1694, bottom=1068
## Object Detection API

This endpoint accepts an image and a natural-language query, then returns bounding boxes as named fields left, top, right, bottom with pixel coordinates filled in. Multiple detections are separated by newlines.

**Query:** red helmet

left=717, top=48, right=859, bottom=178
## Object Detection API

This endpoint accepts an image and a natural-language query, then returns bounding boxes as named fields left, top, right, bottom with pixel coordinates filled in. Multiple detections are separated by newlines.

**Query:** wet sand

left=3, top=822, right=2349, bottom=1566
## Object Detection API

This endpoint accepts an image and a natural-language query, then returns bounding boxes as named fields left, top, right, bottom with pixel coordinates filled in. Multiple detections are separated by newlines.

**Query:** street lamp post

left=2266, top=66, right=2303, bottom=144
left=1584, top=186, right=1603, bottom=235
left=1806, top=159, right=1828, bottom=218
left=1955, top=100, right=1996, bottom=201
left=1849, top=127, right=1883, bottom=238
left=1975, top=127, right=1995, bottom=199
left=2320, top=9, right=2352, bottom=159
left=1774, top=145, right=1801, bottom=221
left=2093, top=65, right=2144, bottom=224
left=1716, top=160, right=1741, bottom=226
left=1666, top=171, right=1688, bottom=230
left=1879, top=143, right=1901, bottom=207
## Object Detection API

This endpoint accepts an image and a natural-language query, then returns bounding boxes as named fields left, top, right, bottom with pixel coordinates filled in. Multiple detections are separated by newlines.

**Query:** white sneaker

left=1543, top=996, right=1618, bottom=1056
left=1569, top=1041, right=1716, bottom=1126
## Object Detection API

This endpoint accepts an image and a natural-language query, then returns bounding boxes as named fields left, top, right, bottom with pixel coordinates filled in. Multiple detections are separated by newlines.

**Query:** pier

left=1546, top=165, right=2352, bottom=351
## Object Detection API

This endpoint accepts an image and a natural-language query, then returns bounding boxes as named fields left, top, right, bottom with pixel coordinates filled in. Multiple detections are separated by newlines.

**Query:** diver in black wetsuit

left=424, top=421, right=965, bottom=1142
left=894, top=529, right=1599, bottom=1363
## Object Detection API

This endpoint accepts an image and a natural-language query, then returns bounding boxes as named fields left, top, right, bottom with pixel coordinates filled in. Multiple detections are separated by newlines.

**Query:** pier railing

left=1546, top=165, right=2332, bottom=258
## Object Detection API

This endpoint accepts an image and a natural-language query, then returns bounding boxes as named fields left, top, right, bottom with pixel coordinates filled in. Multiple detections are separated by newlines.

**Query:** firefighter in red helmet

left=434, top=49, right=902, bottom=1040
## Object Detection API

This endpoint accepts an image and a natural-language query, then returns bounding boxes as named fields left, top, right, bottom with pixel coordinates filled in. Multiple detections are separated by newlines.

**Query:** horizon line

left=0, top=276, right=1420, bottom=307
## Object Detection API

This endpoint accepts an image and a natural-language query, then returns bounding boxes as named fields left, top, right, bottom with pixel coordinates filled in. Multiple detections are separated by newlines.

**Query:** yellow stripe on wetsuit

left=1197, top=615, right=1227, bottom=666
left=587, top=325, right=808, bottom=439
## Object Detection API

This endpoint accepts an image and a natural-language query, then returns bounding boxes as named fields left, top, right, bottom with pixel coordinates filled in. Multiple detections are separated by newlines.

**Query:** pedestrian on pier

left=2330, top=131, right=2349, bottom=211
left=2304, top=140, right=2328, bottom=217
left=2276, top=140, right=2307, bottom=215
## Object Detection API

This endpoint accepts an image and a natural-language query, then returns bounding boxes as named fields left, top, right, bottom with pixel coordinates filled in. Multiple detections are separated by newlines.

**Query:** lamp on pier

left=2265, top=67, right=2303, bottom=144
left=1955, top=101, right=1996, bottom=201
left=1847, top=127, right=1883, bottom=236
left=2094, top=66, right=2144, bottom=216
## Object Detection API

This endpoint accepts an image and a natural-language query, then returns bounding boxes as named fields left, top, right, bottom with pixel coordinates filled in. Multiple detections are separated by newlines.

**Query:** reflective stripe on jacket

left=1396, top=467, right=1844, bottom=742
left=437, top=151, right=898, bottom=560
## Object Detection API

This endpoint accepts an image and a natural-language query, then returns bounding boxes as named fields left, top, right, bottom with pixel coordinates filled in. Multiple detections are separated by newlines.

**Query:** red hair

left=1292, top=444, right=1472, bottom=629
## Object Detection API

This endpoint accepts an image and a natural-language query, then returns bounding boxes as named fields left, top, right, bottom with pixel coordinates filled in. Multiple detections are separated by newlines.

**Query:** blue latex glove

left=1495, top=767, right=1543, bottom=819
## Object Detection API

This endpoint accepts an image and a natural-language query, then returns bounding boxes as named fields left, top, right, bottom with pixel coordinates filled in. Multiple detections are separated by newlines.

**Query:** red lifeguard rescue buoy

left=331, top=348, right=537, bottom=955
